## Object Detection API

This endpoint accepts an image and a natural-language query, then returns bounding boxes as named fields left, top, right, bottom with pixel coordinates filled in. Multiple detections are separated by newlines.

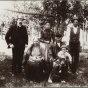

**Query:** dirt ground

left=0, top=52, right=88, bottom=87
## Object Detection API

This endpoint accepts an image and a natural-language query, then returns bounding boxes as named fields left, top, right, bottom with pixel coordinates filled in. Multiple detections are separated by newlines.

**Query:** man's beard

left=18, top=22, right=22, bottom=27
left=74, top=24, right=78, bottom=27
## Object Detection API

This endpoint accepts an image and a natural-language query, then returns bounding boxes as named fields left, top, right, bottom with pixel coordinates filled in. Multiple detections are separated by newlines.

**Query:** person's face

left=34, top=42, right=38, bottom=45
left=17, top=19, right=23, bottom=27
left=49, top=49, right=52, bottom=55
left=45, top=23, right=50, bottom=29
left=73, top=20, right=78, bottom=27
left=55, top=37, right=62, bottom=43
left=62, top=47, right=66, bottom=53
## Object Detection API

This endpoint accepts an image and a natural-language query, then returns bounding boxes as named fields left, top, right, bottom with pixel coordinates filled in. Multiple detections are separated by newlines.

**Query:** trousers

left=69, top=50, right=79, bottom=74
left=69, top=41, right=80, bottom=74
left=12, top=45, right=25, bottom=74
left=49, top=64, right=68, bottom=81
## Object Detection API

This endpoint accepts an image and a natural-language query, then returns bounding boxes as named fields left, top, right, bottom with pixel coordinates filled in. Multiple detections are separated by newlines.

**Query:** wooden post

left=83, top=22, right=85, bottom=51
left=87, top=30, right=88, bottom=42
left=86, top=30, right=87, bottom=41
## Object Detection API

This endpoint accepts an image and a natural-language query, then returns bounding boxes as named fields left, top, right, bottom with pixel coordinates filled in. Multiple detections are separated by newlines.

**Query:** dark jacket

left=41, top=28, right=54, bottom=42
left=49, top=44, right=61, bottom=59
left=5, top=25, right=28, bottom=47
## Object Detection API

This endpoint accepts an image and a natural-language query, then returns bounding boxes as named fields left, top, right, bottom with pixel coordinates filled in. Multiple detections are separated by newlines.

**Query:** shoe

left=30, top=81, right=33, bottom=83
left=68, top=70, right=72, bottom=74
left=61, top=80, right=66, bottom=84
left=11, top=72, right=16, bottom=76
left=48, top=78, right=52, bottom=83
left=10, top=72, right=16, bottom=76
left=59, top=70, right=61, bottom=73
left=12, top=74, right=15, bottom=77
left=0, top=76, right=5, bottom=81
left=72, top=71, right=78, bottom=75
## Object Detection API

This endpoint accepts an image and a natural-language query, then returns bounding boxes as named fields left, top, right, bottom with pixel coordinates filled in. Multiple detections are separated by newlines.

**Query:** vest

left=69, top=27, right=80, bottom=50
left=70, top=27, right=80, bottom=42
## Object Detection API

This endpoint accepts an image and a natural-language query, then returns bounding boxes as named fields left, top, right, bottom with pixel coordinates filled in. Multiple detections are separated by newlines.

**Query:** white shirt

left=85, top=19, right=88, bottom=28
left=73, top=26, right=78, bottom=34
left=65, top=24, right=83, bottom=46
left=57, top=51, right=72, bottom=62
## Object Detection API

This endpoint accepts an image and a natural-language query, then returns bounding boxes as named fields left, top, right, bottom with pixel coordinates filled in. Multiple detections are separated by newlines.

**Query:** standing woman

left=39, top=22, right=53, bottom=61
left=66, top=16, right=83, bottom=74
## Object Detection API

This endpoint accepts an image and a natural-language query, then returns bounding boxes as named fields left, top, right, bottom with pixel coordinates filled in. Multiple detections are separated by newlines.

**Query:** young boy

left=48, top=44, right=72, bottom=83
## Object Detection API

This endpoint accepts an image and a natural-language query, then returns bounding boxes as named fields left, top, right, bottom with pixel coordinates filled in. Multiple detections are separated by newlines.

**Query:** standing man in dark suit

left=66, top=16, right=83, bottom=74
left=5, top=15, right=28, bottom=75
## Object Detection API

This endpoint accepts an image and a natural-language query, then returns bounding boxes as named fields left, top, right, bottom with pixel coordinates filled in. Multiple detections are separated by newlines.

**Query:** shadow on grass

left=0, top=56, right=28, bottom=87
left=0, top=54, right=88, bottom=87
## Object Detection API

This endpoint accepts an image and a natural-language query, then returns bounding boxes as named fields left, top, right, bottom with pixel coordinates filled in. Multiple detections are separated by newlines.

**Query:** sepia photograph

left=0, top=0, right=88, bottom=87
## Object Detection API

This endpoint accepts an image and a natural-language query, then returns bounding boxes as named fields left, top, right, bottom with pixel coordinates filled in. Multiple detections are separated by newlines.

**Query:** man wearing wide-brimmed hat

left=66, top=15, right=83, bottom=74
left=5, top=15, right=28, bottom=76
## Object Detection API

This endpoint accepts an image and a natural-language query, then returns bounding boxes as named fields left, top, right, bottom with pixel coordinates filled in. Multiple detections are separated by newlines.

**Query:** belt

left=70, top=40, right=79, bottom=43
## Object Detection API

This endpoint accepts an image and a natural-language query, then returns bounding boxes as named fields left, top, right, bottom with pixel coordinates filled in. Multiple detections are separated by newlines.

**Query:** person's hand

left=41, top=57, right=44, bottom=60
left=53, top=62, right=58, bottom=67
left=29, top=59, right=34, bottom=62
left=25, top=44, right=28, bottom=48
left=10, top=44, right=14, bottom=48
left=69, top=60, right=72, bottom=64
left=66, top=45, right=70, bottom=51
left=8, top=44, right=14, bottom=48
left=36, top=56, right=42, bottom=61
left=28, top=56, right=35, bottom=62
left=79, top=46, right=82, bottom=52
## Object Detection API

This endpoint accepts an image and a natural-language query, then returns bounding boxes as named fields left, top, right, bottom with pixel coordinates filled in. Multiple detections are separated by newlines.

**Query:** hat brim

left=61, top=46, right=67, bottom=48
left=71, top=19, right=79, bottom=22
left=17, top=18, right=25, bottom=21
left=61, top=44, right=67, bottom=49
left=55, top=33, right=62, bottom=37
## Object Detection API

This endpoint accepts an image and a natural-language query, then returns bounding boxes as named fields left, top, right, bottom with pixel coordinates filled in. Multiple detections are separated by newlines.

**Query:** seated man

left=24, top=38, right=45, bottom=82
left=41, top=33, right=62, bottom=81
left=48, top=44, right=72, bottom=83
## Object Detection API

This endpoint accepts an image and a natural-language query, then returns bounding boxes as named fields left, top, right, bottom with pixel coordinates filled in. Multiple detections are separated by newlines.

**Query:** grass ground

left=0, top=53, right=88, bottom=87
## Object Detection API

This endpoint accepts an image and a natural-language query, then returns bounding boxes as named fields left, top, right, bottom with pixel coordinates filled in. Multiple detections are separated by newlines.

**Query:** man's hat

left=71, top=15, right=79, bottom=22
left=17, top=15, right=25, bottom=21
left=61, top=44, right=67, bottom=49
left=55, top=33, right=62, bottom=38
